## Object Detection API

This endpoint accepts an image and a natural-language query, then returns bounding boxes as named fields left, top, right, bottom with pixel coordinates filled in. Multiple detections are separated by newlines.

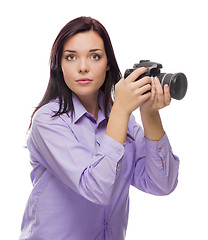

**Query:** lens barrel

left=158, top=72, right=187, bottom=100
left=124, top=69, right=188, bottom=100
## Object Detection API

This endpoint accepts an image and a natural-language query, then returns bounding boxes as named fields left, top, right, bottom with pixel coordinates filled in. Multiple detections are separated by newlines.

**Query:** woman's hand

left=114, top=67, right=152, bottom=116
left=140, top=76, right=171, bottom=141
left=106, top=67, right=152, bottom=144
left=140, top=76, right=171, bottom=115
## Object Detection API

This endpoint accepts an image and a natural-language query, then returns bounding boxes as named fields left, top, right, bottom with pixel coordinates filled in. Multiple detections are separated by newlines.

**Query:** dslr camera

left=124, top=60, right=187, bottom=100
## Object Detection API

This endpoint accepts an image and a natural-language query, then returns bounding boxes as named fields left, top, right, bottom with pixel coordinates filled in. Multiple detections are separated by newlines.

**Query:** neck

left=76, top=92, right=100, bottom=120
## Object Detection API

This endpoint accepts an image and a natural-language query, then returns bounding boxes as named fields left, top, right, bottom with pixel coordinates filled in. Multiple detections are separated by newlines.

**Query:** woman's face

left=61, top=30, right=109, bottom=100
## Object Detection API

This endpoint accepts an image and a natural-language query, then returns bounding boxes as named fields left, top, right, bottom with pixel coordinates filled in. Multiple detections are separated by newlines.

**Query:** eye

left=65, top=54, right=76, bottom=61
left=90, top=54, right=101, bottom=61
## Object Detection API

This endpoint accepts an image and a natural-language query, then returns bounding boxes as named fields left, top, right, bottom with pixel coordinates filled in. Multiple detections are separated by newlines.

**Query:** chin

left=73, top=88, right=99, bottom=98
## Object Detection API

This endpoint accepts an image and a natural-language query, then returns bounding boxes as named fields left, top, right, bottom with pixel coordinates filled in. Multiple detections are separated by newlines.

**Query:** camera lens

left=158, top=72, right=187, bottom=100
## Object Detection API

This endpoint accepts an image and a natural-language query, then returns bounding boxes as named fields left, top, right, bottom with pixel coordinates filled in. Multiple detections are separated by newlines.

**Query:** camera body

left=124, top=60, right=187, bottom=100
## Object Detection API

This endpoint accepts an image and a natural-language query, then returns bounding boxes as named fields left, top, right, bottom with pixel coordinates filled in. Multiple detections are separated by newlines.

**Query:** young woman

left=19, top=16, right=179, bottom=240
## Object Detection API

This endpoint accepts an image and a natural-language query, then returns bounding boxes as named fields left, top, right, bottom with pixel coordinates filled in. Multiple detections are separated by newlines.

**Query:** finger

left=154, top=76, right=164, bottom=103
left=139, top=91, right=152, bottom=103
left=150, top=76, right=156, bottom=101
left=164, top=84, right=171, bottom=105
left=137, top=83, right=152, bottom=95
left=125, top=67, right=147, bottom=82
left=133, top=76, right=152, bottom=89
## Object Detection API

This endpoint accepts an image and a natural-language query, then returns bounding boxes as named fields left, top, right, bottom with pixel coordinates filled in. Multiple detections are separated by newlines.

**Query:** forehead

left=63, top=31, right=105, bottom=51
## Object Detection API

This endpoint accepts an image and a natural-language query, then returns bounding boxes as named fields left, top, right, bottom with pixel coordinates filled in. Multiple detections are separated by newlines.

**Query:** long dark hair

left=29, top=16, right=121, bottom=129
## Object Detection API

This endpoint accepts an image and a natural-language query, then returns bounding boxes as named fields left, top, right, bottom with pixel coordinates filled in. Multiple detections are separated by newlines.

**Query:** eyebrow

left=63, top=49, right=103, bottom=53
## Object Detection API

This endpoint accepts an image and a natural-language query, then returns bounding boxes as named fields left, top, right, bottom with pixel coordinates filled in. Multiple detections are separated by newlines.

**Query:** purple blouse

left=19, top=91, right=179, bottom=240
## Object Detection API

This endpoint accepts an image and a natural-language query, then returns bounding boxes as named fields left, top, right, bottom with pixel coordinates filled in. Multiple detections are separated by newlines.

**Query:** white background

left=1, top=0, right=208, bottom=239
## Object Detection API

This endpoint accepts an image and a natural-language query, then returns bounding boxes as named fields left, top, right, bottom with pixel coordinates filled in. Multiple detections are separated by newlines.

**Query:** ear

left=106, top=65, right=110, bottom=71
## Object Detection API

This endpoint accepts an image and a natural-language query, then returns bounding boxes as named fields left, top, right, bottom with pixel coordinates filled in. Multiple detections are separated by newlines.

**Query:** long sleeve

left=27, top=108, right=124, bottom=205
left=130, top=117, right=179, bottom=196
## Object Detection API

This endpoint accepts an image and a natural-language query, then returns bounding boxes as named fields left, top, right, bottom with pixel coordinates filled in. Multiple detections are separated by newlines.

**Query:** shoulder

left=35, top=100, right=60, bottom=117
left=32, top=100, right=71, bottom=129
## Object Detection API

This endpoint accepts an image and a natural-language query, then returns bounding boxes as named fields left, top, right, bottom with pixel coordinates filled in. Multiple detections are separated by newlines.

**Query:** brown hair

left=29, top=16, right=121, bottom=129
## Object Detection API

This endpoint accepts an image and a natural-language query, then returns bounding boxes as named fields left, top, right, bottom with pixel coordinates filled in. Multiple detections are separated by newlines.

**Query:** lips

left=76, top=78, right=92, bottom=85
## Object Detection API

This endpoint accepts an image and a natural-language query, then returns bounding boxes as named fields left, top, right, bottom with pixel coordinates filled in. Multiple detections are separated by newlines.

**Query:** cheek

left=61, top=65, right=73, bottom=85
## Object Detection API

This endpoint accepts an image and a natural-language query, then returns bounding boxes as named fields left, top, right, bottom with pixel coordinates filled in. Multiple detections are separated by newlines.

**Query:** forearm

left=106, top=102, right=130, bottom=144
left=140, top=109, right=165, bottom=141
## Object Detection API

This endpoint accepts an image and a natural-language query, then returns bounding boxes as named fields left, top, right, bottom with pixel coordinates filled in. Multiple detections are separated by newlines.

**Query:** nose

left=78, top=59, right=89, bottom=73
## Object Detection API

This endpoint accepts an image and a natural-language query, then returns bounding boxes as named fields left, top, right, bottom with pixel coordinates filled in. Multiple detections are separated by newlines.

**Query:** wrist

left=106, top=101, right=131, bottom=144
left=140, top=106, right=158, bottom=119
left=140, top=109, right=164, bottom=141
left=113, top=100, right=131, bottom=118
